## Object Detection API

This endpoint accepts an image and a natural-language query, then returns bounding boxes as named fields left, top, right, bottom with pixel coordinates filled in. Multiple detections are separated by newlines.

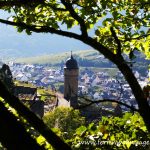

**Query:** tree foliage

left=43, top=112, right=150, bottom=150
left=0, top=0, right=150, bottom=149
left=43, top=107, right=85, bottom=138
left=0, top=64, right=14, bottom=91
left=69, top=113, right=150, bottom=150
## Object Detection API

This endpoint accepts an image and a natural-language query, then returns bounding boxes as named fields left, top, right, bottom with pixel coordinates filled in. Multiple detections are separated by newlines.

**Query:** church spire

left=64, top=52, right=79, bottom=108
left=71, top=51, right=73, bottom=59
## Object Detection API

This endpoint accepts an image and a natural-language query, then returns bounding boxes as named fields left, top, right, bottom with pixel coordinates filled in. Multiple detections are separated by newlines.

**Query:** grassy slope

left=15, top=49, right=149, bottom=76
left=15, top=50, right=100, bottom=64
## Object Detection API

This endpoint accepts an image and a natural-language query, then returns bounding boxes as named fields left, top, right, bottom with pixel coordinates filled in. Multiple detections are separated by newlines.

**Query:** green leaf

left=17, top=27, right=24, bottom=33
left=126, top=141, right=131, bottom=149
left=112, top=11, right=118, bottom=19
left=129, top=50, right=136, bottom=60
left=110, top=134, right=115, bottom=141
left=102, top=133, right=108, bottom=140
left=26, top=29, right=32, bottom=35
left=95, top=29, right=100, bottom=36
left=36, top=135, right=45, bottom=145
left=88, top=123, right=95, bottom=130
left=141, top=126, right=147, bottom=132
left=76, top=126, right=87, bottom=136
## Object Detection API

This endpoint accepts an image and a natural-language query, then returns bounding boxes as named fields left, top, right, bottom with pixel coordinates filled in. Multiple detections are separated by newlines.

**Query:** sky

left=0, top=11, right=92, bottom=59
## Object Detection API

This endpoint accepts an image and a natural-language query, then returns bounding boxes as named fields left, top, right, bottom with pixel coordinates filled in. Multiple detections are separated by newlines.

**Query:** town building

left=14, top=86, right=44, bottom=118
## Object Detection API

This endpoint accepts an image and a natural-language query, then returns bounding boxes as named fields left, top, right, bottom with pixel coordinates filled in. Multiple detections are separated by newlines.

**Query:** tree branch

left=0, top=80, right=71, bottom=150
left=0, top=18, right=82, bottom=40
left=0, top=0, right=43, bottom=8
left=78, top=96, right=138, bottom=112
left=0, top=18, right=118, bottom=65
left=61, top=0, right=88, bottom=37
left=124, top=33, right=150, bottom=42
left=83, top=36, right=124, bottom=65
left=110, top=27, right=122, bottom=56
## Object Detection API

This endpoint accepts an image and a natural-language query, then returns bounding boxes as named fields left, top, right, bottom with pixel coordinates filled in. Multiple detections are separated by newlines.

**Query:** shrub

left=43, top=107, right=85, bottom=138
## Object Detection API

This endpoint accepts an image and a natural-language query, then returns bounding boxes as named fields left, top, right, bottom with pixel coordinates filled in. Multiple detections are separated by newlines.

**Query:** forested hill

left=15, top=50, right=150, bottom=75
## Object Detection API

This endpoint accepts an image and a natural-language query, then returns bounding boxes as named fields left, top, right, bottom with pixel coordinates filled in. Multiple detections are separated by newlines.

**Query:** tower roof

left=65, top=52, right=78, bottom=69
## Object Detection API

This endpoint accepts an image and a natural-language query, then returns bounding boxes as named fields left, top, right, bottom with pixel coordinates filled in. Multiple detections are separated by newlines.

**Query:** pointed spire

left=71, top=51, right=73, bottom=59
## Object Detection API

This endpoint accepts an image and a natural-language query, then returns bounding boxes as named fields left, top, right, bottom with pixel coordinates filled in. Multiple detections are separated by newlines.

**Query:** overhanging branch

left=78, top=96, right=138, bottom=112
left=0, top=0, right=43, bottom=8
left=0, top=18, right=82, bottom=40
left=0, top=18, right=118, bottom=65
left=0, top=17, right=125, bottom=72
left=0, top=18, right=121, bottom=72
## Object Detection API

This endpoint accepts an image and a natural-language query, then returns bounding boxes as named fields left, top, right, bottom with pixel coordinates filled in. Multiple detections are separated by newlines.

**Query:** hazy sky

left=0, top=11, right=92, bottom=55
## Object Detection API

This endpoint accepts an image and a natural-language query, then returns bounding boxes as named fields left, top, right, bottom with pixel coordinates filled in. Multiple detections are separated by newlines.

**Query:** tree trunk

left=84, top=37, right=150, bottom=132
left=116, top=60, right=150, bottom=132
left=0, top=80, right=72, bottom=150
left=0, top=101, right=45, bottom=150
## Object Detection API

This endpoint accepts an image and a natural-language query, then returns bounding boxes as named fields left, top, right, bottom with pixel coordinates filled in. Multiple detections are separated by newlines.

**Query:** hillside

left=15, top=49, right=150, bottom=76
left=15, top=50, right=114, bottom=67
left=15, top=50, right=98, bottom=63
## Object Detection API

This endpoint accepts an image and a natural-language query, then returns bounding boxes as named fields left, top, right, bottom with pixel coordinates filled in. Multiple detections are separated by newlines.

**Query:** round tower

left=64, top=52, right=79, bottom=108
